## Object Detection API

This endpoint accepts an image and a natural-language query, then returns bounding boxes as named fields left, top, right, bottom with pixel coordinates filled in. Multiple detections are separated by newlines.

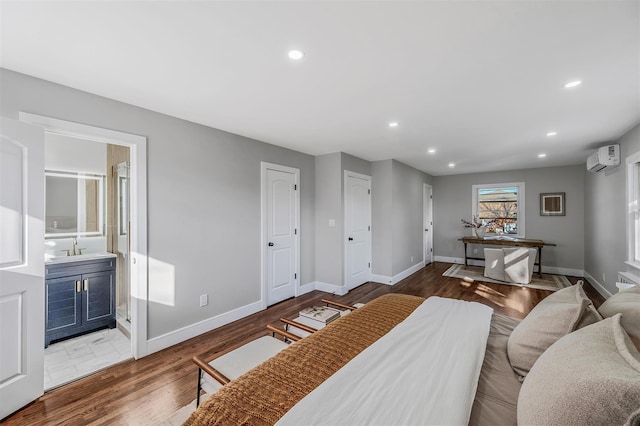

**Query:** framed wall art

left=540, top=192, right=565, bottom=216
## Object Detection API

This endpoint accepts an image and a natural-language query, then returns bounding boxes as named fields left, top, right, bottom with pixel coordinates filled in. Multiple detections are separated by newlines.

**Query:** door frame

left=19, top=112, right=149, bottom=359
left=343, top=170, right=372, bottom=290
left=423, top=183, right=433, bottom=265
left=260, top=162, right=300, bottom=309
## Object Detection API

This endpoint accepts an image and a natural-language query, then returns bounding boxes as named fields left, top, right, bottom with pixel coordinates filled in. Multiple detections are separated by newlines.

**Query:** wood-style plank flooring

left=3, top=262, right=603, bottom=425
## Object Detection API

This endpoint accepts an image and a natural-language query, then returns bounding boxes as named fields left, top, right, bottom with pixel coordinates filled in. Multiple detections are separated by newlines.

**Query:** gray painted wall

left=371, top=160, right=393, bottom=277
left=433, top=165, right=586, bottom=272
left=314, top=152, right=372, bottom=288
left=391, top=160, right=432, bottom=275
left=584, top=123, right=640, bottom=294
left=371, top=160, right=432, bottom=278
left=314, top=153, right=342, bottom=286
left=1, top=69, right=316, bottom=339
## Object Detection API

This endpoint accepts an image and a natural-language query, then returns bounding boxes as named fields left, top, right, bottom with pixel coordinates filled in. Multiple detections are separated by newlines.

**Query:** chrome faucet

left=71, top=238, right=78, bottom=256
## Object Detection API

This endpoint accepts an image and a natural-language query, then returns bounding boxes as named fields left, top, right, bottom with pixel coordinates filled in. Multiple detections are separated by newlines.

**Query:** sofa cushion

left=517, top=315, right=640, bottom=426
left=507, top=283, right=593, bottom=377
left=598, top=285, right=640, bottom=350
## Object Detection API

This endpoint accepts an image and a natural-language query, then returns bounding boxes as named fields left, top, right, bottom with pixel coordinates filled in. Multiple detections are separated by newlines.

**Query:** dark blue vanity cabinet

left=45, top=258, right=116, bottom=347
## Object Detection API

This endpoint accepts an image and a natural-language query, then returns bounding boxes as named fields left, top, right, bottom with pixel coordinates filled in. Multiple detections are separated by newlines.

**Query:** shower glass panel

left=115, top=162, right=131, bottom=322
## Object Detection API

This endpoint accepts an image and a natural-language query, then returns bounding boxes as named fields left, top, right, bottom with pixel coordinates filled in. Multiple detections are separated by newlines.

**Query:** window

left=628, top=152, right=640, bottom=269
left=472, top=182, right=525, bottom=237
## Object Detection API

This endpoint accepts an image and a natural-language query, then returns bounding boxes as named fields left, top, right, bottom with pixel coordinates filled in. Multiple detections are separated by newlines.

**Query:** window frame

left=472, top=182, right=526, bottom=238
left=627, top=152, right=640, bottom=271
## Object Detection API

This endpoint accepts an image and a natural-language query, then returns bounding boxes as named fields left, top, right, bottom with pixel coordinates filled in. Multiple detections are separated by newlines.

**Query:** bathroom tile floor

left=44, top=328, right=132, bottom=390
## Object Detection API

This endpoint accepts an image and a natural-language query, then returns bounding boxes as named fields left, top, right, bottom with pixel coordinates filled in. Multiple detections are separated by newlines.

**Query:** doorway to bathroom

left=42, top=135, right=133, bottom=390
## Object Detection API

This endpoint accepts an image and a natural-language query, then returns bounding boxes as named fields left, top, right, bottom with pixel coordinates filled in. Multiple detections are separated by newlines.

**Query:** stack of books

left=299, top=306, right=341, bottom=324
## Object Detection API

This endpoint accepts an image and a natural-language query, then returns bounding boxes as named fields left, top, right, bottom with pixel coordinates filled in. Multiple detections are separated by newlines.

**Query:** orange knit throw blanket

left=183, top=294, right=425, bottom=426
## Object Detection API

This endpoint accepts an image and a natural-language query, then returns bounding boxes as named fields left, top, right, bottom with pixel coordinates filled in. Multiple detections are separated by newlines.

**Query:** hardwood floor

left=3, top=262, right=603, bottom=425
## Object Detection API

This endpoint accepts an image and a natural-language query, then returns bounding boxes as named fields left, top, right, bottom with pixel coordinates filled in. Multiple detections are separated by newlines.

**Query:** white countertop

left=45, top=252, right=117, bottom=264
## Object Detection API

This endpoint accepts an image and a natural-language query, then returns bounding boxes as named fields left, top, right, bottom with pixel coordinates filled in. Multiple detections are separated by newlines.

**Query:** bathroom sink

left=45, top=252, right=117, bottom=264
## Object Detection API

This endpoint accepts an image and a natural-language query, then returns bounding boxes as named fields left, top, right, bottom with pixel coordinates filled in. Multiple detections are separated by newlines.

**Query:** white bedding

left=277, top=296, right=493, bottom=426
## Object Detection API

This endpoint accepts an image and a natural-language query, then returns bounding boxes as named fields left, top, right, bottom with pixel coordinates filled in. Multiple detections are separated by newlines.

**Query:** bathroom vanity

left=45, top=254, right=116, bottom=347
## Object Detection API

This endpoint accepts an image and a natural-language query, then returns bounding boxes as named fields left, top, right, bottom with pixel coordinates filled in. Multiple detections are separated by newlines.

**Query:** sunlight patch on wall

left=149, top=257, right=175, bottom=307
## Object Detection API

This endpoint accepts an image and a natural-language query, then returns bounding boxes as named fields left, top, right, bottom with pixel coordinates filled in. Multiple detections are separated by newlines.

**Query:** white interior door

left=0, top=118, right=45, bottom=420
left=263, top=163, right=299, bottom=306
left=345, top=172, right=371, bottom=290
left=424, top=184, right=433, bottom=265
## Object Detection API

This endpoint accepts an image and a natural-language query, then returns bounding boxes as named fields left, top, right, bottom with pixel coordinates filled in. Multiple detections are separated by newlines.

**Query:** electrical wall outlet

left=200, top=294, right=208, bottom=307
left=473, top=248, right=478, bottom=254
left=411, top=256, right=414, bottom=263
left=602, top=273, right=606, bottom=283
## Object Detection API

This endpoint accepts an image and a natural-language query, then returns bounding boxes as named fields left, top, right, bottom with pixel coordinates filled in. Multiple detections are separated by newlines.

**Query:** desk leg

left=464, top=242, right=468, bottom=266
left=538, top=247, right=543, bottom=277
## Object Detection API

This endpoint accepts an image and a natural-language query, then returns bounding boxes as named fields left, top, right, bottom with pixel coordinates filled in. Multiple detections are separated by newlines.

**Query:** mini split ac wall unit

left=586, top=144, right=620, bottom=172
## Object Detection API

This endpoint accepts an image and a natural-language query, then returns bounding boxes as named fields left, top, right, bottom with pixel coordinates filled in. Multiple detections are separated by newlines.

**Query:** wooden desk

left=459, top=237, right=557, bottom=277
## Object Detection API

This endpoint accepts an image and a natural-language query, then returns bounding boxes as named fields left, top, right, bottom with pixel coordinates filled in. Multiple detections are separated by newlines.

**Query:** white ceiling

left=2, top=1, right=638, bottom=175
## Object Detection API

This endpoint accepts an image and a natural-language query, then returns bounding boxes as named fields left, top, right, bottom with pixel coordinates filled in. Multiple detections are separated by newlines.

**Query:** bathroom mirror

left=45, top=170, right=105, bottom=238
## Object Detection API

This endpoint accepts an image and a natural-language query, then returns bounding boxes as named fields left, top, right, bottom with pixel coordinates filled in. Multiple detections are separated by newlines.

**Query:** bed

left=185, top=285, right=640, bottom=426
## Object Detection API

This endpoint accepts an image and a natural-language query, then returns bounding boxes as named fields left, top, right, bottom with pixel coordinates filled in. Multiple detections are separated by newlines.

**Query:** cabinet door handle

left=83, top=279, right=88, bottom=291
left=76, top=280, right=81, bottom=292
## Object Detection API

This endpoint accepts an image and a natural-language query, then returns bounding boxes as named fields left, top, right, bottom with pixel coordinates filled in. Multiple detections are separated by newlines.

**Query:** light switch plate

left=200, top=294, right=208, bottom=307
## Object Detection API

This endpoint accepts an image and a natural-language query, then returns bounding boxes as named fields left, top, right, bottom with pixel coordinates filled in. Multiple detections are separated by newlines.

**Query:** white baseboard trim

left=370, top=274, right=394, bottom=285
left=434, top=256, right=464, bottom=264
left=314, top=281, right=348, bottom=296
left=543, top=266, right=584, bottom=277
left=371, top=261, right=425, bottom=286
left=583, top=271, right=613, bottom=299
left=146, top=300, right=263, bottom=355
left=435, top=256, right=584, bottom=278
left=297, top=282, right=316, bottom=296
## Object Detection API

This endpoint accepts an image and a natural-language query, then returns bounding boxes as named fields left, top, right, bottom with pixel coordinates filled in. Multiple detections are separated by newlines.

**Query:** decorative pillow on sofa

left=598, top=285, right=640, bottom=351
left=507, top=282, right=600, bottom=377
left=517, top=315, right=640, bottom=426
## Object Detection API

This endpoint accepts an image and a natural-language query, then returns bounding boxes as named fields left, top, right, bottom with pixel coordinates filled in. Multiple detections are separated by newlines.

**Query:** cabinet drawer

left=45, top=258, right=115, bottom=279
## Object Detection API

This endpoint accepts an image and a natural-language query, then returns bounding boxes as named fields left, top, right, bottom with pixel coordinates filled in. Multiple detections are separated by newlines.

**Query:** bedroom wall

left=314, top=152, right=371, bottom=290
left=371, top=159, right=432, bottom=281
left=391, top=160, right=432, bottom=276
left=432, top=165, right=585, bottom=275
left=371, top=160, right=393, bottom=278
left=315, top=153, right=342, bottom=288
left=584, top=123, right=640, bottom=296
left=1, top=68, right=317, bottom=341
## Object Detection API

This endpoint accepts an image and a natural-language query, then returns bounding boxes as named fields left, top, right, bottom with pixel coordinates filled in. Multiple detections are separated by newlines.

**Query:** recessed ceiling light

left=564, top=80, right=582, bottom=89
left=388, top=122, right=399, bottom=128
left=448, top=162, right=455, bottom=168
left=538, top=153, right=547, bottom=158
left=546, top=131, right=557, bottom=137
left=428, top=148, right=436, bottom=154
left=288, top=50, right=304, bottom=60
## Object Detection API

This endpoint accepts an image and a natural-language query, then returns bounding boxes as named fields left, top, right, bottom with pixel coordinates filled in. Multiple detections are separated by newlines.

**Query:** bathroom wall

left=45, top=133, right=106, bottom=174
